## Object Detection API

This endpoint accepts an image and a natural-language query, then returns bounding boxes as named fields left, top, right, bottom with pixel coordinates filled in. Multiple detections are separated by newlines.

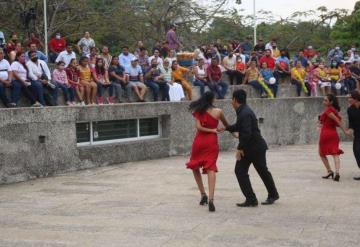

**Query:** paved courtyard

left=0, top=143, right=359, bottom=247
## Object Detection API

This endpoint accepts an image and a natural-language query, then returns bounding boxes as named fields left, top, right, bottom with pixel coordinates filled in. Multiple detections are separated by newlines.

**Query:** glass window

left=93, top=119, right=137, bottom=142
left=76, top=123, right=90, bottom=143
left=139, top=118, right=159, bottom=137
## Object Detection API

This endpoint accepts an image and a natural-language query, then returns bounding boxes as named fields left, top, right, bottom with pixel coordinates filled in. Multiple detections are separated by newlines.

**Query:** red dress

left=186, top=112, right=219, bottom=174
left=319, top=106, right=343, bottom=156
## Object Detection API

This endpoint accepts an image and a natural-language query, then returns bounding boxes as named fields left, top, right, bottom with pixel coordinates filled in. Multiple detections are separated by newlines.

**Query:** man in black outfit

left=225, top=89, right=279, bottom=207
left=346, top=90, right=360, bottom=180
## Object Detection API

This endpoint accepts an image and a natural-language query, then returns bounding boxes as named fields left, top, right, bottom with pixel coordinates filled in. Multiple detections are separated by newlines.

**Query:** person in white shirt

left=159, top=59, right=185, bottom=102
left=223, top=52, right=243, bottom=85
left=76, top=31, right=95, bottom=57
left=55, top=44, right=76, bottom=67
left=119, top=46, right=135, bottom=68
left=26, top=50, right=56, bottom=106
left=148, top=49, right=163, bottom=66
left=0, top=48, right=13, bottom=107
left=125, top=58, right=147, bottom=102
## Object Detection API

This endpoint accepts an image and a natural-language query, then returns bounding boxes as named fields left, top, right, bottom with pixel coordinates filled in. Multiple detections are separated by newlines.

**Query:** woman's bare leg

left=207, top=170, right=216, bottom=200
left=192, top=169, right=206, bottom=195
left=320, top=155, right=332, bottom=173
left=333, top=155, right=340, bottom=174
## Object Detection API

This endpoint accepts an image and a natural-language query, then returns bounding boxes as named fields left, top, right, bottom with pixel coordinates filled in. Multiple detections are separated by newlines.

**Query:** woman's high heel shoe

left=209, top=199, right=215, bottom=212
left=200, top=193, right=208, bottom=205
left=322, top=171, right=334, bottom=179
left=334, top=173, right=340, bottom=182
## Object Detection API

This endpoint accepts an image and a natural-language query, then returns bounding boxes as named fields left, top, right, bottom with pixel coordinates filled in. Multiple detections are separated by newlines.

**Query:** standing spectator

left=78, top=56, right=97, bottom=105
left=0, top=31, right=5, bottom=47
left=265, top=38, right=277, bottom=50
left=76, top=31, right=95, bottom=57
left=260, top=62, right=278, bottom=97
left=160, top=41, right=170, bottom=58
left=206, top=57, right=228, bottom=99
left=134, top=41, right=145, bottom=56
left=275, top=49, right=291, bottom=83
left=240, top=36, right=253, bottom=59
left=148, top=49, right=163, bottom=66
left=160, top=59, right=185, bottom=102
left=125, top=57, right=147, bottom=102
left=294, top=50, right=309, bottom=68
left=108, top=56, right=131, bottom=103
left=259, top=49, right=276, bottom=70
left=24, top=33, right=44, bottom=50
left=144, top=58, right=170, bottom=101
left=99, top=46, right=112, bottom=70
left=0, top=48, right=13, bottom=107
left=26, top=43, right=48, bottom=62
left=66, top=58, right=85, bottom=105
left=304, top=46, right=316, bottom=60
left=8, top=42, right=23, bottom=63
left=291, top=61, right=310, bottom=97
left=119, top=46, right=135, bottom=68
left=88, top=47, right=99, bottom=68
left=10, top=52, right=42, bottom=107
left=166, top=24, right=181, bottom=51
left=193, top=58, right=207, bottom=96
left=52, top=61, right=73, bottom=106
left=254, top=38, right=265, bottom=56
left=92, top=58, right=113, bottom=104
left=270, top=41, right=280, bottom=58
left=48, top=33, right=66, bottom=63
left=137, top=47, right=149, bottom=71
left=26, top=50, right=54, bottom=106
left=171, top=60, right=193, bottom=100
left=55, top=44, right=76, bottom=67
left=223, top=52, right=241, bottom=85
left=328, top=45, right=344, bottom=63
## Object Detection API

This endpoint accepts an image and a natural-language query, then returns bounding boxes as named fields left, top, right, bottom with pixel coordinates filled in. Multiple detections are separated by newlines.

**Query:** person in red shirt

left=304, top=46, right=317, bottom=59
left=6, top=33, right=19, bottom=55
left=24, top=33, right=44, bottom=50
left=206, top=57, right=228, bottom=99
left=49, top=33, right=66, bottom=63
left=259, top=49, right=275, bottom=70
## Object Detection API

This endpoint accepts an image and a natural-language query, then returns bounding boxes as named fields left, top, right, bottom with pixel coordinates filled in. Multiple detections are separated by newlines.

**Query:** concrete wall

left=0, top=97, right=349, bottom=184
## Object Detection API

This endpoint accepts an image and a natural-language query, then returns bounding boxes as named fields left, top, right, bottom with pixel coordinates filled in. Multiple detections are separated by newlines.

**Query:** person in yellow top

left=328, top=61, right=342, bottom=82
left=315, top=62, right=331, bottom=96
left=291, top=61, right=309, bottom=97
left=171, top=60, right=193, bottom=100
left=79, top=56, right=97, bottom=104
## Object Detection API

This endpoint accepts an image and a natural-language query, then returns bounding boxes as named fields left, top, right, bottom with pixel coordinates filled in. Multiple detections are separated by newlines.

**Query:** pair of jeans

left=97, top=82, right=114, bottom=98
left=193, top=79, right=206, bottom=96
left=268, top=83, right=279, bottom=98
left=225, top=70, right=244, bottom=85
left=291, top=79, right=311, bottom=97
left=0, top=82, right=9, bottom=106
left=145, top=80, right=170, bottom=101
left=11, top=80, right=37, bottom=105
left=235, top=150, right=279, bottom=201
left=248, top=80, right=264, bottom=96
left=207, top=81, right=228, bottom=99
left=56, top=83, right=74, bottom=102
left=30, top=80, right=46, bottom=105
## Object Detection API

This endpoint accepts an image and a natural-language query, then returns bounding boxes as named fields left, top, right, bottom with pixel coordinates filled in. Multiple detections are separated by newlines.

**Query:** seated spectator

left=26, top=50, right=55, bottom=106
left=304, top=46, right=316, bottom=60
left=235, top=56, right=247, bottom=84
left=260, top=62, right=278, bottom=97
left=306, top=62, right=319, bottom=97
left=148, top=49, right=163, bottom=66
left=166, top=49, right=177, bottom=66
left=234, top=47, right=246, bottom=64
left=108, top=56, right=131, bottom=102
left=0, top=31, right=5, bottom=48
left=254, top=38, right=265, bottom=56
left=144, top=58, right=170, bottom=101
left=160, top=59, right=185, bottom=102
left=24, top=33, right=44, bottom=50
left=52, top=61, right=73, bottom=105
left=26, top=43, right=48, bottom=63
left=270, top=41, right=280, bottom=58
left=275, top=49, right=291, bottom=82
left=78, top=56, right=97, bottom=105
left=137, top=47, right=149, bottom=71
left=55, top=44, right=76, bottom=67
left=152, top=41, right=162, bottom=54
left=294, top=50, right=308, bottom=68
left=248, top=51, right=259, bottom=66
left=92, top=58, right=113, bottom=104
left=0, top=48, right=15, bottom=107
left=119, top=46, right=135, bottom=68
left=328, top=45, right=344, bottom=63
left=6, top=33, right=19, bottom=55
left=259, top=49, right=276, bottom=70
left=340, top=62, right=356, bottom=94
left=77, top=31, right=95, bottom=57
left=223, top=52, right=241, bottom=85
left=66, top=58, right=85, bottom=105
left=134, top=41, right=145, bottom=56
left=315, top=62, right=331, bottom=96
left=193, top=58, right=207, bottom=96
left=244, top=61, right=266, bottom=97
left=87, top=46, right=99, bottom=68
left=240, top=36, right=253, bottom=59
left=206, top=57, right=228, bottom=99
left=125, top=57, right=147, bottom=102
left=328, top=61, right=342, bottom=95
left=171, top=60, right=193, bottom=100
left=10, top=52, right=42, bottom=107
left=49, top=33, right=66, bottom=63
left=291, top=61, right=310, bottom=97
left=99, top=46, right=112, bottom=70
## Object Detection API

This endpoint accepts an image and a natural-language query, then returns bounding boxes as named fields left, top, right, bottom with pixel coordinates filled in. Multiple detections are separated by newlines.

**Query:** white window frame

left=77, top=117, right=161, bottom=147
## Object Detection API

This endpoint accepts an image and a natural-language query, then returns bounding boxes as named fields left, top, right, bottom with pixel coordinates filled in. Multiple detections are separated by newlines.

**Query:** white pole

left=44, top=0, right=48, bottom=57
left=253, top=0, right=257, bottom=45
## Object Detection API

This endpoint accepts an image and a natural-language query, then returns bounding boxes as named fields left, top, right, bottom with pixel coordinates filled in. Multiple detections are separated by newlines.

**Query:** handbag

left=40, top=63, right=49, bottom=81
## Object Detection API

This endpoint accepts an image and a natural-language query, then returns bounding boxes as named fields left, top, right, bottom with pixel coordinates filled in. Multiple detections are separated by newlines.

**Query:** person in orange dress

left=171, top=60, right=193, bottom=100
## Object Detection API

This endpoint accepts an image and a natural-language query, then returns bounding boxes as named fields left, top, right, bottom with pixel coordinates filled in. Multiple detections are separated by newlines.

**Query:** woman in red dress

left=319, top=94, right=347, bottom=181
left=186, top=91, right=230, bottom=212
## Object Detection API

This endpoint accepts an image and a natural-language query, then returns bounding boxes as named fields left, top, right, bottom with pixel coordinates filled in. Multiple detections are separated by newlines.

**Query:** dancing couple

left=186, top=89, right=279, bottom=212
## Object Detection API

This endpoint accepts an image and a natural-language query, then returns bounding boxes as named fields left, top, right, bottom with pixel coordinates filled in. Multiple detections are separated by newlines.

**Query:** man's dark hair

left=233, top=89, right=247, bottom=105
left=350, top=90, right=360, bottom=101
left=123, top=46, right=129, bottom=49
left=28, top=50, right=37, bottom=57
left=140, top=47, right=147, bottom=52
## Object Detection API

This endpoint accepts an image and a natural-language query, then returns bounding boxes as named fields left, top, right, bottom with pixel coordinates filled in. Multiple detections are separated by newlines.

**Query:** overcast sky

left=226, top=0, right=356, bottom=18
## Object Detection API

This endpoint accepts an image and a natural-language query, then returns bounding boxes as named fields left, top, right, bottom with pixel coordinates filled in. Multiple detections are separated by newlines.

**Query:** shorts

left=319, top=81, right=331, bottom=88
left=129, top=81, right=144, bottom=88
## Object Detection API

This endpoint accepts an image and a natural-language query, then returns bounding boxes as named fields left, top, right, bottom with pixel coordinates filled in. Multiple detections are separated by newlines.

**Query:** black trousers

left=235, top=150, right=278, bottom=201
left=353, top=138, right=360, bottom=169
left=226, top=70, right=243, bottom=85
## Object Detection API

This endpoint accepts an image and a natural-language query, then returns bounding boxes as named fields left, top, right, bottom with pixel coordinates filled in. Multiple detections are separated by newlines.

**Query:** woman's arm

left=105, top=70, right=110, bottom=83
left=195, top=119, right=217, bottom=133
left=219, top=110, right=229, bottom=128
left=328, top=112, right=346, bottom=133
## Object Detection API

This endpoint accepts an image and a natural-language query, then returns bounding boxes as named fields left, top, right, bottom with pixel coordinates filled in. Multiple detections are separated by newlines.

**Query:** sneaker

left=66, top=101, right=72, bottom=106
left=97, top=96, right=104, bottom=105
left=108, top=96, right=114, bottom=105
left=8, top=103, right=17, bottom=108
left=32, top=102, right=43, bottom=107
left=80, top=101, right=86, bottom=106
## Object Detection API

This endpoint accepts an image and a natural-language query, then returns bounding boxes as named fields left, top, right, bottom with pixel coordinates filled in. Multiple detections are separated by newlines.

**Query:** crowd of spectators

left=0, top=28, right=359, bottom=108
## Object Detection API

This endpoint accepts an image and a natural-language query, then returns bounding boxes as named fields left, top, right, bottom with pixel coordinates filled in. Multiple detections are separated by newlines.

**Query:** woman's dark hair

left=15, top=52, right=29, bottom=76
left=110, top=56, right=119, bottom=66
left=67, top=58, right=77, bottom=68
left=233, top=89, right=247, bottom=105
left=95, top=58, right=105, bottom=75
left=189, top=91, right=215, bottom=113
left=57, top=61, right=65, bottom=66
left=350, top=90, right=360, bottom=101
left=326, top=94, right=340, bottom=112
left=171, top=60, right=178, bottom=71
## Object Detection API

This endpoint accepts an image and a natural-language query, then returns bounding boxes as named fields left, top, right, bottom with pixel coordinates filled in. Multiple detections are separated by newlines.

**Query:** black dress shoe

left=209, top=199, right=215, bottom=212
left=236, top=200, right=258, bottom=207
left=354, top=176, right=360, bottom=181
left=261, top=195, right=280, bottom=205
